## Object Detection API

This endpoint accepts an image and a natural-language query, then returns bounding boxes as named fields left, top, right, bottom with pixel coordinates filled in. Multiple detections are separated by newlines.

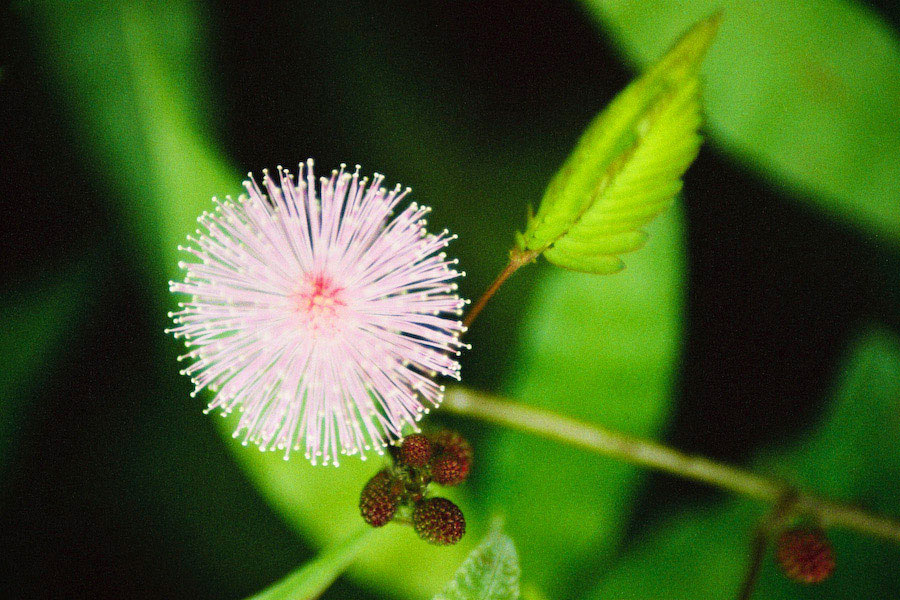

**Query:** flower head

left=167, top=160, right=468, bottom=465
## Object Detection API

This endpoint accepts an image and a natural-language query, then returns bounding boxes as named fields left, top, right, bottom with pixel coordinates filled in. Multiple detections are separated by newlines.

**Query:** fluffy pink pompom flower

left=167, top=160, right=468, bottom=466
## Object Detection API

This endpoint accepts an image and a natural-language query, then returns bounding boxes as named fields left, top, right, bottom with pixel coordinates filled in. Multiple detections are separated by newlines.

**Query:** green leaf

left=483, top=206, right=684, bottom=596
left=0, top=261, right=92, bottom=474
left=583, top=329, right=900, bottom=599
left=519, top=13, right=718, bottom=273
left=247, top=526, right=376, bottom=600
left=434, top=524, right=520, bottom=600
left=581, top=0, right=900, bottom=244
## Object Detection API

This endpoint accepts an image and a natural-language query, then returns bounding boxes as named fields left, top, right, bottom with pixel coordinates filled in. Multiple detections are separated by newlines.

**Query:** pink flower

left=167, top=160, right=467, bottom=465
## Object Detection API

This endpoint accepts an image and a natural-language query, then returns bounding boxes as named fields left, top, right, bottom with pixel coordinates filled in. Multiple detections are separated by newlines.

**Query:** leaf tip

left=661, top=10, right=723, bottom=79
left=688, top=9, right=724, bottom=47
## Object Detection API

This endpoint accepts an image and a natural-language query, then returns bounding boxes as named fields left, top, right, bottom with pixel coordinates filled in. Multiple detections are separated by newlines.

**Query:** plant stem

left=736, top=492, right=797, bottom=600
left=735, top=529, right=768, bottom=600
left=442, top=386, right=900, bottom=544
left=462, top=248, right=538, bottom=330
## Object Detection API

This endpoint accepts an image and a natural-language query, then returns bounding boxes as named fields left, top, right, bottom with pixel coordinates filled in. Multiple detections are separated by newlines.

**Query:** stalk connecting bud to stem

left=462, top=248, right=538, bottom=330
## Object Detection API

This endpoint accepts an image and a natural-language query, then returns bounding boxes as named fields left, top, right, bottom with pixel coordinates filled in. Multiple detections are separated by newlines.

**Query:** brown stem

left=736, top=492, right=797, bottom=600
left=462, top=248, right=538, bottom=331
left=735, top=530, right=768, bottom=600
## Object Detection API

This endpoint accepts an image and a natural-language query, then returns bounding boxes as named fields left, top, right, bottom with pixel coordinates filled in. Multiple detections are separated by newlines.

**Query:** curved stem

left=442, top=386, right=900, bottom=544
left=736, top=492, right=797, bottom=600
left=735, top=528, right=768, bottom=600
left=462, top=248, right=538, bottom=330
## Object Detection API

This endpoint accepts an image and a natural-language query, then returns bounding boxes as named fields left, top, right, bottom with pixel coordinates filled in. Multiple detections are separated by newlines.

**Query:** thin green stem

left=442, top=386, right=900, bottom=545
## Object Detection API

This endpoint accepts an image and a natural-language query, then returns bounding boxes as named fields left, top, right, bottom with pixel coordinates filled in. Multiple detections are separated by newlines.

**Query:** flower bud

left=776, top=527, right=835, bottom=584
left=430, top=430, right=472, bottom=485
left=359, top=469, right=403, bottom=527
left=431, top=454, right=468, bottom=486
left=399, top=434, right=433, bottom=468
left=413, top=497, right=466, bottom=545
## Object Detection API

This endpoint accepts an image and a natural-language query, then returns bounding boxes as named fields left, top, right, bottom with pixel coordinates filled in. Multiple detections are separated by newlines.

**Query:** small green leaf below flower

left=247, top=526, right=376, bottom=600
left=433, top=523, right=520, bottom=600
left=517, top=12, right=719, bottom=274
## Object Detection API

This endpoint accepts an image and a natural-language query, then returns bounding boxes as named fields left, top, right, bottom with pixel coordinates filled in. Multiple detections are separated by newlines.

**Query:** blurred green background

left=2, top=1, right=900, bottom=598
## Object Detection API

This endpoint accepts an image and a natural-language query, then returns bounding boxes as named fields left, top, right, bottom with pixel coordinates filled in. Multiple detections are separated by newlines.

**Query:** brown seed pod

left=399, top=434, right=433, bottom=468
left=412, top=497, right=466, bottom=545
left=776, top=527, right=835, bottom=584
left=359, top=469, right=403, bottom=527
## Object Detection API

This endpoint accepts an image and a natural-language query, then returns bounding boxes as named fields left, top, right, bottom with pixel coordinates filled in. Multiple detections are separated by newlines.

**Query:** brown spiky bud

left=431, top=454, right=468, bottom=486
left=776, top=527, right=835, bottom=584
left=359, top=469, right=403, bottom=527
left=432, top=430, right=473, bottom=463
left=399, top=434, right=433, bottom=468
left=412, top=497, right=466, bottom=545
left=430, top=430, right=472, bottom=485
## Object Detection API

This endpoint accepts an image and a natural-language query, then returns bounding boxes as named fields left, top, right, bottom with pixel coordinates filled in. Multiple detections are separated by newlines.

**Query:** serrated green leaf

left=583, top=329, right=900, bottom=599
left=247, top=526, right=376, bottom=600
left=582, top=0, right=900, bottom=245
left=434, top=525, right=520, bottom=600
left=519, top=13, right=717, bottom=273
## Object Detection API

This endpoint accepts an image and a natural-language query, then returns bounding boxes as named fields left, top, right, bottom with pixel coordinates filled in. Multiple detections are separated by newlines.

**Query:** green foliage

left=483, top=207, right=684, bottom=595
left=247, top=527, right=376, bottom=600
left=582, top=0, right=900, bottom=243
left=518, top=14, right=718, bottom=273
left=0, top=262, right=91, bottom=474
left=36, top=2, right=689, bottom=594
left=34, top=0, right=237, bottom=283
left=583, top=329, right=900, bottom=599
left=18, top=0, right=900, bottom=599
left=433, top=524, right=520, bottom=600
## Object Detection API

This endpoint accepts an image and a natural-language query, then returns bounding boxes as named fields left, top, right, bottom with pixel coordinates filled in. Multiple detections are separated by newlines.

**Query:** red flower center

left=292, top=273, right=347, bottom=331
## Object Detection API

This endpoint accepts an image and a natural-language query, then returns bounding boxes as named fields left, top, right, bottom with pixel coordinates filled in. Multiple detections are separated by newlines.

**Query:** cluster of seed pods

left=359, top=430, right=472, bottom=545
